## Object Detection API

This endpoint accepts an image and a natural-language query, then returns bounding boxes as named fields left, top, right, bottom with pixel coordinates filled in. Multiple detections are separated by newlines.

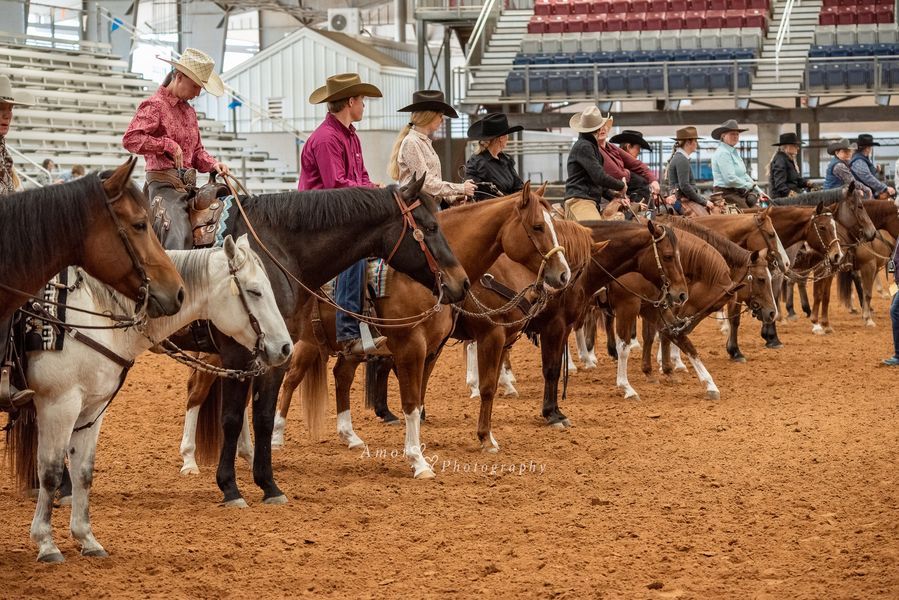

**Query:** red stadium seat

left=572, top=0, right=593, bottom=15
left=565, top=16, right=586, bottom=32
left=648, top=0, right=667, bottom=12
left=527, top=16, right=547, bottom=33
left=745, top=0, right=768, bottom=8
left=546, top=15, right=566, bottom=32
left=684, top=9, right=704, bottom=29
left=729, top=0, right=747, bottom=9
left=858, top=5, right=877, bottom=24
left=593, top=0, right=613, bottom=12
left=686, top=0, right=708, bottom=9
left=551, top=0, right=571, bottom=15
left=669, top=0, right=688, bottom=11
left=876, top=6, right=895, bottom=23
left=723, top=11, right=744, bottom=28
left=605, top=13, right=626, bottom=31
left=662, top=10, right=686, bottom=29
left=744, top=9, right=767, bottom=29
left=629, top=0, right=650, bottom=13
left=704, top=9, right=725, bottom=28
left=643, top=11, right=664, bottom=29
left=586, top=14, right=605, bottom=31
left=534, top=0, right=553, bottom=16
left=624, top=12, right=646, bottom=30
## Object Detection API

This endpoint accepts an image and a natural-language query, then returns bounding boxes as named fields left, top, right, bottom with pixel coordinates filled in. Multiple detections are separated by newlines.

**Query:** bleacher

left=819, top=0, right=894, bottom=26
left=0, top=34, right=297, bottom=192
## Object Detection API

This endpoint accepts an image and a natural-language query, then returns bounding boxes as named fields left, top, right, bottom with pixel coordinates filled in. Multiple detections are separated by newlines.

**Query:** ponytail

left=387, top=110, right=444, bottom=182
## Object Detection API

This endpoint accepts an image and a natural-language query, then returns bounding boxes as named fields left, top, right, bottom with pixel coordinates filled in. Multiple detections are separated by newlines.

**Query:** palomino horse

left=7, top=236, right=291, bottom=563
left=606, top=224, right=777, bottom=400
left=181, top=177, right=469, bottom=505
left=0, top=157, right=184, bottom=320
left=262, top=183, right=571, bottom=478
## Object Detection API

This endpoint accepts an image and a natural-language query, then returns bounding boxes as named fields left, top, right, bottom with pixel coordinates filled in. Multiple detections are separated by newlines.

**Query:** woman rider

left=464, top=113, right=524, bottom=201
left=767, top=132, right=813, bottom=199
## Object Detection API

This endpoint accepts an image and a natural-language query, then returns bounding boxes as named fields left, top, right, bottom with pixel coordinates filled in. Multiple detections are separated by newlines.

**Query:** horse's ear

left=816, top=201, right=824, bottom=214
left=402, top=173, right=425, bottom=200
left=223, top=234, right=237, bottom=260
left=591, top=240, right=610, bottom=255
left=535, top=181, right=548, bottom=196
left=646, top=219, right=659, bottom=236
left=102, top=156, right=138, bottom=196
left=519, top=180, right=532, bottom=208
left=750, top=249, right=760, bottom=263
left=847, top=180, right=856, bottom=194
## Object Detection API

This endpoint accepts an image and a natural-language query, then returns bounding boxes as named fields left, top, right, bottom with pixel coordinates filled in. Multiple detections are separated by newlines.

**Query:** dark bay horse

left=0, top=157, right=184, bottom=320
left=183, top=177, right=470, bottom=505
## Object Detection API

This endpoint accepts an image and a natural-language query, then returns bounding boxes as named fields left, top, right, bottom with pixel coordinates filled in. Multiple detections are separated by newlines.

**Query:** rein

left=591, top=228, right=674, bottom=309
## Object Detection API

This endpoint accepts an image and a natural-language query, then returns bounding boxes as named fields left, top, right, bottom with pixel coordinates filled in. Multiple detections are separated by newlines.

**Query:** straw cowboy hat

left=0, top=75, right=34, bottom=106
left=159, top=48, right=224, bottom=97
left=773, top=132, right=803, bottom=146
left=671, top=126, right=701, bottom=142
left=855, top=133, right=880, bottom=147
left=609, top=129, right=651, bottom=151
left=569, top=106, right=613, bottom=133
left=711, top=119, right=748, bottom=140
left=467, top=113, right=524, bottom=140
left=827, top=138, right=857, bottom=155
left=398, top=90, right=458, bottom=118
left=309, top=73, right=383, bottom=104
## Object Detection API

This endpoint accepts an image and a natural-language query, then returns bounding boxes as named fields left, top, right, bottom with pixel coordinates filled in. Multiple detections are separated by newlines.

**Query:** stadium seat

left=572, top=0, right=592, bottom=14
left=824, top=64, right=847, bottom=88
left=580, top=32, right=601, bottom=53
left=547, top=70, right=567, bottom=94
left=816, top=25, right=837, bottom=46
left=567, top=69, right=593, bottom=95
left=659, top=29, right=680, bottom=50
left=620, top=30, right=641, bottom=52
left=807, top=63, right=825, bottom=88
left=534, top=0, right=553, bottom=16
left=561, top=34, right=581, bottom=53
left=857, top=24, right=880, bottom=45
left=640, top=29, right=662, bottom=51
left=521, top=37, right=541, bottom=54
left=505, top=71, right=526, bottom=95
left=708, top=65, right=732, bottom=90
left=687, top=67, right=710, bottom=92
left=667, top=65, right=690, bottom=90
left=600, top=30, right=621, bottom=51
left=835, top=27, right=857, bottom=46
left=607, top=68, right=627, bottom=92
left=529, top=72, right=548, bottom=94
left=542, top=34, right=563, bottom=54
left=646, top=66, right=665, bottom=91
left=627, top=68, right=649, bottom=94
left=847, top=61, right=874, bottom=87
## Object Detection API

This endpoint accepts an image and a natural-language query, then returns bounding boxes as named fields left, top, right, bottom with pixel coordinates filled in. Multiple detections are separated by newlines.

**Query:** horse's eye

left=132, top=221, right=147, bottom=232
left=533, top=223, right=544, bottom=232
left=247, top=288, right=263, bottom=298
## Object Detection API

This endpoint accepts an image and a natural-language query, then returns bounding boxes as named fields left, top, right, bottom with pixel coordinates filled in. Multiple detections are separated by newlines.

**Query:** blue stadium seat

left=573, top=52, right=594, bottom=64
left=533, top=53, right=554, bottom=65
left=628, top=68, right=648, bottom=94
left=872, top=43, right=899, bottom=56
left=505, top=72, right=526, bottom=95
left=646, top=66, right=665, bottom=91
left=528, top=72, right=547, bottom=94
left=807, top=64, right=826, bottom=88
left=513, top=54, right=532, bottom=65
left=847, top=62, right=874, bottom=87
left=667, top=66, right=690, bottom=91
left=687, top=68, right=710, bottom=92
left=883, top=61, right=899, bottom=87
left=737, top=65, right=752, bottom=89
left=607, top=68, right=627, bottom=93
left=733, top=48, right=756, bottom=60
left=824, top=64, right=847, bottom=88
left=567, top=69, right=593, bottom=95
left=809, top=45, right=829, bottom=58
left=591, top=51, right=613, bottom=64
left=709, top=65, right=733, bottom=90
left=547, top=71, right=567, bottom=94
left=828, top=45, right=851, bottom=58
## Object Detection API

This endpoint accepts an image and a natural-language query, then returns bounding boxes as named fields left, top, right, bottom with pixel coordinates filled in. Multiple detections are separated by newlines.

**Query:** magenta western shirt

left=298, top=113, right=373, bottom=190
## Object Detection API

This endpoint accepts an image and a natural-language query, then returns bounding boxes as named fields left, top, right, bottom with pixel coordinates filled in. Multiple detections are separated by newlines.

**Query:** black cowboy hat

left=609, top=129, right=651, bottom=151
left=773, top=132, right=803, bottom=146
left=855, top=133, right=880, bottom=147
left=467, top=113, right=524, bottom=140
left=398, top=90, right=458, bottom=118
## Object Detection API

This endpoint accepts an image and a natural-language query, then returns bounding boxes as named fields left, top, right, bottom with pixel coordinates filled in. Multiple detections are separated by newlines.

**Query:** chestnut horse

left=0, top=157, right=184, bottom=321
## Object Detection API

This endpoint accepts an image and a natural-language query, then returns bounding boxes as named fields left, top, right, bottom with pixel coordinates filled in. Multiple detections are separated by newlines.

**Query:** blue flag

left=228, top=98, right=242, bottom=110
left=110, top=17, right=124, bottom=32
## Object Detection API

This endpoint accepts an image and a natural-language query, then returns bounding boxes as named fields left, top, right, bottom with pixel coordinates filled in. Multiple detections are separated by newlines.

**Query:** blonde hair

left=387, top=111, right=443, bottom=181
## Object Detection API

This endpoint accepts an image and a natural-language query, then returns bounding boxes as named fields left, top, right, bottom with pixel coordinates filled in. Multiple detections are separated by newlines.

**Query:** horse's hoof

left=56, top=495, right=72, bottom=507
left=865, top=320, right=876, bottom=328
left=414, top=468, right=436, bottom=480
left=271, top=444, right=283, bottom=452
left=346, top=439, right=365, bottom=450
left=849, top=308, right=860, bottom=315
left=180, top=465, right=200, bottom=476
left=469, top=389, right=480, bottom=398
left=38, top=552, right=65, bottom=564
left=786, top=313, right=798, bottom=322
left=221, top=498, right=249, bottom=509
left=824, top=326, right=834, bottom=334
left=811, top=324, right=825, bottom=335
left=262, top=494, right=288, bottom=505
left=482, top=444, right=500, bottom=454
left=765, top=341, right=784, bottom=350
left=730, top=355, right=747, bottom=363
left=624, top=392, right=641, bottom=401
left=501, top=389, right=519, bottom=398
left=674, top=366, right=688, bottom=373
left=706, top=390, right=721, bottom=401
left=82, top=548, right=108, bottom=558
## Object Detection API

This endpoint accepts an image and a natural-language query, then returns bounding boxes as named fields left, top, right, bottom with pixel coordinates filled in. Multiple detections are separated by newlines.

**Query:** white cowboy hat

left=0, top=75, right=35, bottom=106
left=569, top=106, right=613, bottom=133
left=158, top=48, right=224, bottom=97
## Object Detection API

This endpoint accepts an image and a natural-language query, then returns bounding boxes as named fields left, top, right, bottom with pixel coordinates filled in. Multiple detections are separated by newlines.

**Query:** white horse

left=14, top=235, right=292, bottom=563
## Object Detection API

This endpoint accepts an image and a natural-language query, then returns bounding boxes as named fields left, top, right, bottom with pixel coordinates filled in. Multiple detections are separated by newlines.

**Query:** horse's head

left=808, top=201, right=844, bottom=266
left=742, top=248, right=778, bottom=324
left=839, top=181, right=877, bottom=242
left=85, top=157, right=185, bottom=318
left=501, top=180, right=571, bottom=291
left=208, top=235, right=293, bottom=367
left=752, top=209, right=790, bottom=273
left=388, top=176, right=469, bottom=304
left=642, top=220, right=689, bottom=307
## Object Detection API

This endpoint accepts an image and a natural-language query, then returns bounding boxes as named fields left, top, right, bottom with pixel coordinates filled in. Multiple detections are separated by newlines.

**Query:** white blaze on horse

left=9, top=235, right=292, bottom=563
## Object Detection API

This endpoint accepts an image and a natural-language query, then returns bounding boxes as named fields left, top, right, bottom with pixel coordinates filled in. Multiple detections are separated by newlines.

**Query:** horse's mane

left=862, top=199, right=897, bottom=224
left=242, top=186, right=400, bottom=232
left=770, top=188, right=844, bottom=206
left=659, top=216, right=751, bottom=267
left=674, top=230, right=732, bottom=285
left=0, top=175, right=102, bottom=284
left=552, top=220, right=594, bottom=271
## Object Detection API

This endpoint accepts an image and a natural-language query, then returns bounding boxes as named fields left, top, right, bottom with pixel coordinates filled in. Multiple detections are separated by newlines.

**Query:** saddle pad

left=212, top=195, right=238, bottom=248
left=23, top=269, right=70, bottom=352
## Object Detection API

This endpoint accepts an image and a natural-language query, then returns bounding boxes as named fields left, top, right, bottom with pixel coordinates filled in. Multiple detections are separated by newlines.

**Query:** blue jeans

left=891, top=290, right=899, bottom=358
left=336, top=260, right=365, bottom=343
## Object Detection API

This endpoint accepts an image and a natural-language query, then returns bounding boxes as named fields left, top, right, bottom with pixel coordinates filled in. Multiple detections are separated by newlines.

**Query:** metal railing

left=414, top=0, right=487, bottom=18
left=6, top=143, right=50, bottom=189
left=773, top=0, right=797, bottom=80
left=465, top=0, right=503, bottom=66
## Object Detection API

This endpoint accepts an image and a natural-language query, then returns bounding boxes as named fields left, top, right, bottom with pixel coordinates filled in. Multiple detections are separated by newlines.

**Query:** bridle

left=592, top=226, right=678, bottom=310
left=808, top=210, right=841, bottom=264
left=516, top=202, right=566, bottom=288
left=385, top=190, right=445, bottom=299
left=103, top=186, right=152, bottom=325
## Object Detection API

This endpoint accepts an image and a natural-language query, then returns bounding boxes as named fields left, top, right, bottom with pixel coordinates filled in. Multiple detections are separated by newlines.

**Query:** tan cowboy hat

left=672, top=126, right=701, bottom=142
left=159, top=48, right=224, bottom=97
left=711, top=119, right=748, bottom=140
left=309, top=73, right=383, bottom=104
left=0, top=75, right=35, bottom=106
left=569, top=106, right=613, bottom=133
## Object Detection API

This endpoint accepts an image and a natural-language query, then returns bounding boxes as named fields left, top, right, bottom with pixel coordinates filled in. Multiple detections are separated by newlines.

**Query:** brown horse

left=0, top=157, right=184, bottom=320
left=202, top=183, right=571, bottom=479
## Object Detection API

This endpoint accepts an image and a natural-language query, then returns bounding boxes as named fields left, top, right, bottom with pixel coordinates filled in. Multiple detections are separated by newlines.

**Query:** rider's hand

left=888, top=186, right=896, bottom=197
left=649, top=180, right=661, bottom=195
left=462, top=179, right=477, bottom=197
left=171, top=144, right=184, bottom=170
left=664, top=194, right=677, bottom=206
left=214, top=162, right=230, bottom=176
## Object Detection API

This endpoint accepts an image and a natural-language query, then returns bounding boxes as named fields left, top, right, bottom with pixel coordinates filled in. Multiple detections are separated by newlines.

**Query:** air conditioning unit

left=327, top=8, right=362, bottom=35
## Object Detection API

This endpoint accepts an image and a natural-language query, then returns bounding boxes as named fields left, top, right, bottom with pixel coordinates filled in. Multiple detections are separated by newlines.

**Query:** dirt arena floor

left=1, top=287, right=898, bottom=599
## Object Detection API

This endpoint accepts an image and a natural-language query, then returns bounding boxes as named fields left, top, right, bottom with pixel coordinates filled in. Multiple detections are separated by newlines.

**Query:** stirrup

left=0, top=365, right=34, bottom=411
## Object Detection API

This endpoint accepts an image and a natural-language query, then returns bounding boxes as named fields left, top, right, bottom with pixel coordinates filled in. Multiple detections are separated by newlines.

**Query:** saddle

left=146, top=170, right=229, bottom=248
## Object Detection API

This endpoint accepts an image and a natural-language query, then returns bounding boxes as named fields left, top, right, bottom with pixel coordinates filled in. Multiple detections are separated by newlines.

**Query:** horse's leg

left=726, top=300, right=746, bottom=362
left=566, top=335, right=578, bottom=373
left=604, top=310, right=617, bottom=359
left=821, top=277, right=834, bottom=334
left=476, top=329, right=506, bottom=452
left=615, top=304, right=639, bottom=400
left=251, top=368, right=289, bottom=503
left=540, top=319, right=571, bottom=428
left=237, top=405, right=254, bottom=467
left=393, top=338, right=434, bottom=479
left=785, top=280, right=798, bottom=320
left=56, top=465, right=72, bottom=505
left=68, top=414, right=107, bottom=558
left=180, top=368, right=217, bottom=474
left=273, top=341, right=317, bottom=449
left=860, top=262, right=877, bottom=327
left=811, top=277, right=826, bottom=335
left=334, top=354, right=365, bottom=449
left=575, top=310, right=598, bottom=369
left=29, top=399, right=76, bottom=563
left=365, top=356, right=398, bottom=424
left=465, top=341, right=480, bottom=398
left=674, top=334, right=720, bottom=400
left=498, top=347, right=518, bottom=397
left=640, top=318, right=658, bottom=383
left=216, top=377, right=252, bottom=506
left=585, top=306, right=598, bottom=356
left=799, top=279, right=812, bottom=318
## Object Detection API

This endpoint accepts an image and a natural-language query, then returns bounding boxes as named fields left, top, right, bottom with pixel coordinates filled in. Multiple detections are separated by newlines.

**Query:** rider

left=299, top=73, right=389, bottom=358
left=767, top=132, right=814, bottom=198
left=122, top=48, right=230, bottom=250
left=850, top=134, right=896, bottom=200
left=563, top=106, right=627, bottom=222
left=388, top=90, right=475, bottom=208
left=710, top=119, right=768, bottom=209
left=0, top=74, right=36, bottom=409
left=664, top=126, right=720, bottom=216
left=464, top=113, right=524, bottom=201
left=824, top=138, right=872, bottom=198
left=608, top=129, right=657, bottom=207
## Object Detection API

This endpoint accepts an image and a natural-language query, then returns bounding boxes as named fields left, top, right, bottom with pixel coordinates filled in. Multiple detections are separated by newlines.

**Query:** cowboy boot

left=0, top=364, right=34, bottom=411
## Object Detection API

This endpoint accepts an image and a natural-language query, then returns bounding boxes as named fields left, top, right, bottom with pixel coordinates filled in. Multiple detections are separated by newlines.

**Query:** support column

left=807, top=119, right=821, bottom=179
left=442, top=27, right=453, bottom=179
left=416, top=19, right=427, bottom=89
left=179, top=1, right=227, bottom=66
left=756, top=122, right=780, bottom=185
left=396, top=0, right=407, bottom=42
left=83, top=0, right=137, bottom=65
left=1, top=1, right=28, bottom=35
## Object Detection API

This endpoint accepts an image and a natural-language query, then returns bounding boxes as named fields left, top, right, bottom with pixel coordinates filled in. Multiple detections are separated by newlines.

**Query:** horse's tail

left=5, top=404, right=39, bottom=494
left=301, top=349, right=328, bottom=441
left=837, top=270, right=854, bottom=309
left=193, top=372, right=223, bottom=466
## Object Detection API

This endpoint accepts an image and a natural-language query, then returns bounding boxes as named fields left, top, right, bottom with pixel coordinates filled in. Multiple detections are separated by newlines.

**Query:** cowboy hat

left=711, top=119, right=748, bottom=140
left=398, top=90, right=458, bottom=118
left=569, top=106, right=613, bottom=133
left=855, top=133, right=880, bottom=147
left=773, top=132, right=803, bottom=146
left=609, top=129, right=651, bottom=151
left=826, top=138, right=857, bottom=155
left=467, top=113, right=524, bottom=140
left=671, top=126, right=701, bottom=142
left=309, top=73, right=383, bottom=104
left=159, top=48, right=224, bottom=97
left=0, top=75, right=34, bottom=106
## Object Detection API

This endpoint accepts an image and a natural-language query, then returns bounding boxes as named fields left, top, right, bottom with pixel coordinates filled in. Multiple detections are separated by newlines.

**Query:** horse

left=606, top=223, right=777, bottom=401
left=259, top=183, right=571, bottom=478
left=0, top=157, right=184, bottom=321
left=6, top=236, right=292, bottom=563
left=178, top=177, right=470, bottom=505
